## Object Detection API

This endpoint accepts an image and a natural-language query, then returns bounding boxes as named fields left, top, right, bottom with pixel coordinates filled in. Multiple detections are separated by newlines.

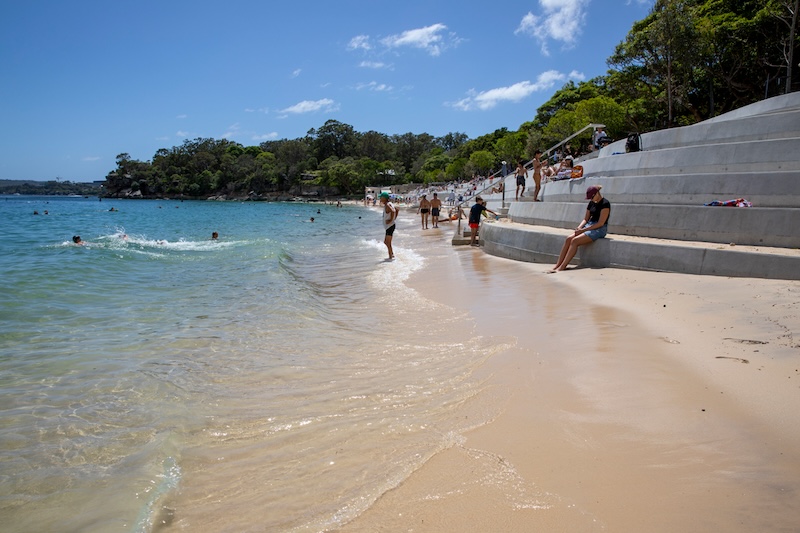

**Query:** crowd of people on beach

left=375, top=161, right=610, bottom=273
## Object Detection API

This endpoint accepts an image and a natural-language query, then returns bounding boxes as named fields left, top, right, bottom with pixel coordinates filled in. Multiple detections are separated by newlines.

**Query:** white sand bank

left=339, top=223, right=800, bottom=532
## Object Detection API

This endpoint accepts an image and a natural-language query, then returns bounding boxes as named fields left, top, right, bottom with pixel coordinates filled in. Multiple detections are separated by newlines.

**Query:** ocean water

left=0, top=196, right=503, bottom=532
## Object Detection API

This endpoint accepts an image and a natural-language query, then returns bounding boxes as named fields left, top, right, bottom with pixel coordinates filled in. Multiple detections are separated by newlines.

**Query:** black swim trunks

left=385, top=224, right=396, bottom=236
left=431, top=208, right=440, bottom=216
left=516, top=176, right=525, bottom=186
left=420, top=208, right=430, bottom=214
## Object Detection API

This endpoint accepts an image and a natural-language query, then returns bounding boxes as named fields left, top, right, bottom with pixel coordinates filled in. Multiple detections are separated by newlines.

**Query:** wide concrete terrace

left=476, top=92, right=800, bottom=280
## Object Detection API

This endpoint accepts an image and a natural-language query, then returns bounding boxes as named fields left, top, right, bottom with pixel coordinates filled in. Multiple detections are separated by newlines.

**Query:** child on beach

left=468, top=197, right=497, bottom=247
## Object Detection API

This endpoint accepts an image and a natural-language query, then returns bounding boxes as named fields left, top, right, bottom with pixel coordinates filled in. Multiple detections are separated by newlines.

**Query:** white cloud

left=222, top=123, right=241, bottom=139
left=176, top=114, right=187, bottom=119
left=381, top=23, right=452, bottom=56
left=348, top=35, right=371, bottom=51
left=82, top=156, right=101, bottom=162
left=567, top=69, right=585, bottom=80
left=245, top=107, right=269, bottom=114
left=253, top=132, right=278, bottom=141
left=450, top=70, right=585, bottom=111
left=177, top=130, right=189, bottom=137
left=349, top=24, right=460, bottom=59
left=356, top=81, right=393, bottom=92
left=280, top=98, right=339, bottom=114
left=515, top=0, right=589, bottom=56
left=291, top=69, right=302, bottom=78
left=156, top=136, right=170, bottom=141
left=359, top=60, right=388, bottom=69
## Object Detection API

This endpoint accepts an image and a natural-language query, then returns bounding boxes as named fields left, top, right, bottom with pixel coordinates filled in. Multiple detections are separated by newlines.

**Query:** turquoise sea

left=0, top=195, right=502, bottom=532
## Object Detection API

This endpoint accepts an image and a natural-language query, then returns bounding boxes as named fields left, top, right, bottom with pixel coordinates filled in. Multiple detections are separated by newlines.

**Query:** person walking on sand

left=418, top=194, right=431, bottom=230
left=515, top=161, right=527, bottom=201
left=430, top=192, right=442, bottom=228
left=380, top=192, right=398, bottom=260
left=468, top=197, right=497, bottom=247
left=549, top=185, right=610, bottom=272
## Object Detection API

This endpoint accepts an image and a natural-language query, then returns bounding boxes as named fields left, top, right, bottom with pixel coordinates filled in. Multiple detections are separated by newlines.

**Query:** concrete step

left=581, top=137, right=800, bottom=178
left=534, top=170, right=800, bottom=208
left=594, top=91, right=800, bottom=156
left=480, top=221, right=800, bottom=280
left=641, top=108, right=800, bottom=151
left=508, top=201, right=800, bottom=248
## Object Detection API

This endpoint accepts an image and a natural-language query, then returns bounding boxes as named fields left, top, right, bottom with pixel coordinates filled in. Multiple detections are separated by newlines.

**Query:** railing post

left=501, top=161, right=507, bottom=208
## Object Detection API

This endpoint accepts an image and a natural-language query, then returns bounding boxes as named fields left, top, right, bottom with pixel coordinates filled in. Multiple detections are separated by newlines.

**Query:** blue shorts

left=582, top=224, right=608, bottom=241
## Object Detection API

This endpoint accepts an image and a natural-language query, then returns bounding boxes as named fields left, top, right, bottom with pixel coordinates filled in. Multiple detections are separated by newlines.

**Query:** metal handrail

left=454, top=123, right=606, bottom=235
left=541, top=123, right=606, bottom=161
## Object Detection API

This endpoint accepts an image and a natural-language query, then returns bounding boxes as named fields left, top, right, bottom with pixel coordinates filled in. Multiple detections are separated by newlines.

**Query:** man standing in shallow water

left=380, top=192, right=397, bottom=260
left=430, top=192, right=442, bottom=228
left=418, top=194, right=431, bottom=229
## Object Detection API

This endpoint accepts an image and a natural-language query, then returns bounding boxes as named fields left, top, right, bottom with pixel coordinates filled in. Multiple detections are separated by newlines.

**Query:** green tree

left=392, top=132, right=436, bottom=178
left=419, top=152, right=451, bottom=183
left=276, top=139, right=313, bottom=187
left=358, top=130, right=394, bottom=162
left=255, top=151, right=279, bottom=187
left=609, top=0, right=700, bottom=127
left=572, top=96, right=628, bottom=140
left=469, top=150, right=495, bottom=175
left=532, top=80, right=604, bottom=129
left=436, top=132, right=469, bottom=152
left=445, top=157, right=468, bottom=181
left=493, top=132, right=526, bottom=168
left=319, top=156, right=359, bottom=192
left=309, top=120, right=357, bottom=161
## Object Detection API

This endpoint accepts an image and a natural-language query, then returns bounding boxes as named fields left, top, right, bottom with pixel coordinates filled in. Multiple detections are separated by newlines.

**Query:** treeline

left=0, top=180, right=100, bottom=196
left=104, top=0, right=797, bottom=199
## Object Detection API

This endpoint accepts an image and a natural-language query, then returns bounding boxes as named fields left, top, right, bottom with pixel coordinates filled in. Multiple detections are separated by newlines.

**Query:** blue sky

left=0, top=0, right=654, bottom=182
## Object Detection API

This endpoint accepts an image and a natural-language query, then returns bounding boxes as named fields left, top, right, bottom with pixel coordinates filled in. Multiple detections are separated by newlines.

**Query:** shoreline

left=339, top=221, right=800, bottom=531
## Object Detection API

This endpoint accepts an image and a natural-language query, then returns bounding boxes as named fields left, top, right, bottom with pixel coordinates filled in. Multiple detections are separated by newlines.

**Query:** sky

left=0, top=0, right=655, bottom=182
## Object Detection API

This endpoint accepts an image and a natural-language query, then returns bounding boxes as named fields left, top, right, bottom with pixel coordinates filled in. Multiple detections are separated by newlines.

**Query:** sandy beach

left=339, top=217, right=800, bottom=532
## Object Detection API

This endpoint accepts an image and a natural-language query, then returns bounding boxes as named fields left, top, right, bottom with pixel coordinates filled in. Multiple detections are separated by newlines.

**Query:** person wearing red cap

left=549, top=185, right=610, bottom=272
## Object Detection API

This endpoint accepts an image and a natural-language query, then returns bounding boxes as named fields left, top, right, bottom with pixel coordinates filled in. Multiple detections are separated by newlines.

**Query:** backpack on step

left=625, top=133, right=641, bottom=153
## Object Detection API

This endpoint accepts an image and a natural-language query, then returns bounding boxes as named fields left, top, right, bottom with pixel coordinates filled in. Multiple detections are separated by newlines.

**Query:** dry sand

left=339, top=221, right=800, bottom=532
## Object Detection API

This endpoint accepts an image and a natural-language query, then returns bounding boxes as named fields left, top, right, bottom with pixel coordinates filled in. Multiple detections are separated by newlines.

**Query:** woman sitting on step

left=552, top=157, right=574, bottom=180
left=549, top=185, right=611, bottom=273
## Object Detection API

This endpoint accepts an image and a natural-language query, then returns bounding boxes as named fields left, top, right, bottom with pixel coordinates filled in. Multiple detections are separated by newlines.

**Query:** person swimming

left=72, top=235, right=84, bottom=245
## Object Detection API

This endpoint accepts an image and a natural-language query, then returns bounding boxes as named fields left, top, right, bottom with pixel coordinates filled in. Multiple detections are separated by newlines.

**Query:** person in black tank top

left=549, top=185, right=610, bottom=273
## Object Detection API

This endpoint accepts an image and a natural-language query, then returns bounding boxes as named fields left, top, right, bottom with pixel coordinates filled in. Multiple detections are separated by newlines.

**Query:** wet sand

left=339, top=221, right=800, bottom=532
